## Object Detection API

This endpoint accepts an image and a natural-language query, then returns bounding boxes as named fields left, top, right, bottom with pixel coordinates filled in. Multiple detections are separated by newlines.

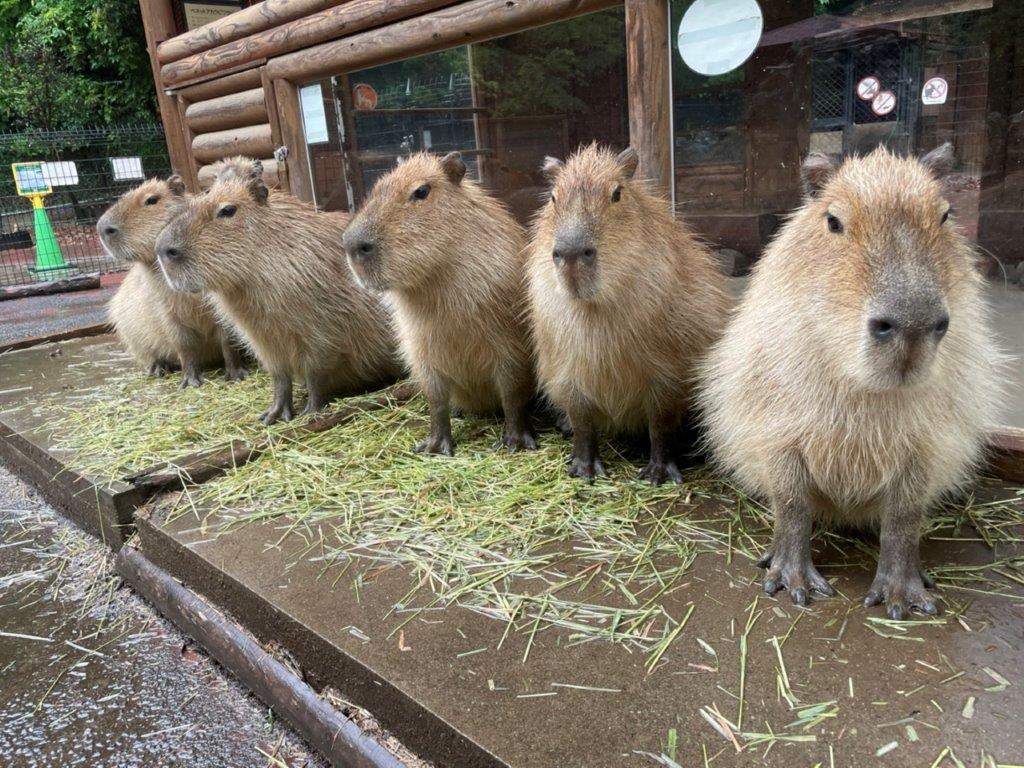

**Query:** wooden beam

left=185, top=88, right=268, bottom=133
left=175, top=67, right=263, bottom=101
left=161, top=0, right=458, bottom=87
left=157, top=0, right=344, bottom=63
left=273, top=79, right=315, bottom=201
left=625, top=0, right=672, bottom=198
left=192, top=123, right=274, bottom=163
left=267, top=0, right=619, bottom=83
left=988, top=427, right=1024, bottom=484
left=138, top=0, right=194, bottom=181
left=173, top=94, right=202, bottom=190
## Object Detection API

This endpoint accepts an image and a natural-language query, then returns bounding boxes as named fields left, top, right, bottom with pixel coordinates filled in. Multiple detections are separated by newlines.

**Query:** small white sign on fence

left=41, top=161, right=79, bottom=186
left=110, top=156, right=145, bottom=181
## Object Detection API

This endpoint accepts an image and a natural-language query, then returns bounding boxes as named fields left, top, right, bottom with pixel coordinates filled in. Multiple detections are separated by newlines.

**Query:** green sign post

left=11, top=162, right=75, bottom=279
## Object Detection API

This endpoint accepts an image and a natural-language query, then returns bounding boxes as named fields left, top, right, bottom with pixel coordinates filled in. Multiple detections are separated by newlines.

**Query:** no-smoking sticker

left=871, top=90, right=897, bottom=116
left=856, top=75, right=881, bottom=101
left=922, top=76, right=948, bottom=105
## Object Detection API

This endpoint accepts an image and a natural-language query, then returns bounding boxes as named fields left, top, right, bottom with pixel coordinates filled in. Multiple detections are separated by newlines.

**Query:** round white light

left=678, top=0, right=764, bottom=76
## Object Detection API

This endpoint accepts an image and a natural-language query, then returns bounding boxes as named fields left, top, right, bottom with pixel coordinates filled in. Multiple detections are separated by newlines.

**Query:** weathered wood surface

left=625, top=0, right=672, bottom=199
left=161, top=0, right=457, bottom=86
left=124, top=382, right=419, bottom=493
left=115, top=547, right=405, bottom=768
left=157, top=0, right=345, bottom=63
left=192, top=123, right=275, bottom=163
left=273, top=78, right=315, bottom=201
left=0, top=324, right=111, bottom=355
left=988, top=427, right=1024, bottom=484
left=175, top=67, right=263, bottom=102
left=197, top=158, right=283, bottom=189
left=186, top=87, right=268, bottom=133
left=266, top=0, right=619, bottom=82
left=0, top=272, right=100, bottom=301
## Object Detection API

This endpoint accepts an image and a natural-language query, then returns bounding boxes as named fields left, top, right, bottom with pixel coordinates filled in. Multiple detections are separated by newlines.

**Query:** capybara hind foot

left=758, top=549, right=835, bottom=606
left=864, top=568, right=939, bottom=620
left=415, top=433, right=455, bottom=457
left=224, top=364, right=248, bottom=382
left=567, top=454, right=606, bottom=482
left=555, top=411, right=573, bottom=438
left=502, top=427, right=537, bottom=453
left=180, top=371, right=204, bottom=388
left=149, top=361, right=174, bottom=377
left=259, top=402, right=293, bottom=425
left=638, top=459, right=683, bottom=486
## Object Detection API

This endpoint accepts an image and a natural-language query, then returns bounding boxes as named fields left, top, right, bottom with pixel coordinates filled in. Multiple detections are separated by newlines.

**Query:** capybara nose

left=552, top=246, right=596, bottom=264
left=868, top=317, right=898, bottom=342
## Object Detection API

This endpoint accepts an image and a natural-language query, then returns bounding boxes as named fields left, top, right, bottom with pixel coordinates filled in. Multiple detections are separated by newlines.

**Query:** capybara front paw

left=555, top=412, right=573, bottom=438
left=864, top=569, right=939, bottom=620
left=224, top=366, right=248, bottom=382
left=758, top=549, right=835, bottom=606
left=149, top=361, right=171, bottom=377
left=300, top=400, right=326, bottom=417
left=502, top=429, right=537, bottom=453
left=415, top=433, right=455, bottom=456
left=259, top=403, right=293, bottom=425
left=637, top=460, right=683, bottom=486
left=180, top=372, right=204, bottom=389
left=567, top=455, right=606, bottom=482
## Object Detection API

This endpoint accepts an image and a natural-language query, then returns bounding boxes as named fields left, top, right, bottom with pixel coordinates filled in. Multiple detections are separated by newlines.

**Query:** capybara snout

left=97, top=176, right=186, bottom=265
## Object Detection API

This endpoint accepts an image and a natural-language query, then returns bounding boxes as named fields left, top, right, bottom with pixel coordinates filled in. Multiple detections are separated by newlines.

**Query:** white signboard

left=299, top=83, right=329, bottom=144
left=110, top=157, right=145, bottom=181
left=922, top=76, right=948, bottom=105
left=41, top=161, right=79, bottom=187
left=856, top=75, right=881, bottom=102
left=871, top=90, right=897, bottom=117
left=678, top=0, right=763, bottom=76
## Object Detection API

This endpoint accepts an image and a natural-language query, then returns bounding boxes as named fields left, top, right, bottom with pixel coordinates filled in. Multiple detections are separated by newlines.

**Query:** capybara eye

left=611, top=185, right=622, bottom=203
left=827, top=214, right=844, bottom=234
left=144, top=195, right=160, bottom=206
left=941, top=209, right=951, bottom=224
left=411, top=184, right=431, bottom=201
left=217, top=204, right=238, bottom=219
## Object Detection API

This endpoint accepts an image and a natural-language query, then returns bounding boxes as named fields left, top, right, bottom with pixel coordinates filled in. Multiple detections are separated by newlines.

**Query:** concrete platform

left=134, top=487, right=1024, bottom=767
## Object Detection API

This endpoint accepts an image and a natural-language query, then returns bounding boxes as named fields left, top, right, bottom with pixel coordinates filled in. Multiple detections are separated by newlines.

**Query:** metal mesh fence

left=0, top=125, right=170, bottom=288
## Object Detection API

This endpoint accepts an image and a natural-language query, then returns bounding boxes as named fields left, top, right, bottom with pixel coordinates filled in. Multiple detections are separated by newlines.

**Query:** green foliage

left=0, top=0, right=156, bottom=132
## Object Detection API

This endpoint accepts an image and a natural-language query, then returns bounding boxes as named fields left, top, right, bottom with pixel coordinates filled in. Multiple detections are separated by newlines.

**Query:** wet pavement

left=0, top=464, right=325, bottom=768
left=0, top=273, right=121, bottom=347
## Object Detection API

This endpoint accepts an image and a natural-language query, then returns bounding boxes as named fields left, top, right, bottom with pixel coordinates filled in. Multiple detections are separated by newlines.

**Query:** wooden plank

left=116, top=547, right=406, bottom=768
left=988, top=427, right=1024, bottom=484
left=625, top=0, right=672, bottom=199
left=185, top=87, right=268, bottom=132
left=138, top=0, right=195, bottom=182
left=157, top=0, right=345, bottom=63
left=173, top=94, right=202, bottom=190
left=192, top=123, right=274, bottom=163
left=260, top=67, right=285, bottom=147
left=0, top=323, right=112, bottom=355
left=161, top=0, right=458, bottom=87
left=267, top=0, right=619, bottom=83
left=175, top=67, right=264, bottom=101
left=274, top=78, right=315, bottom=201
left=0, top=272, right=100, bottom=301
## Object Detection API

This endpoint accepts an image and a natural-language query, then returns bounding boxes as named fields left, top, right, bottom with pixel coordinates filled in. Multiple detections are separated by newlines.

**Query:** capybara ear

left=801, top=152, right=838, bottom=197
left=167, top=175, right=186, bottom=196
left=440, top=152, right=466, bottom=185
left=615, top=147, right=639, bottom=179
left=920, top=142, right=955, bottom=178
left=247, top=161, right=269, bottom=205
left=541, top=156, right=563, bottom=183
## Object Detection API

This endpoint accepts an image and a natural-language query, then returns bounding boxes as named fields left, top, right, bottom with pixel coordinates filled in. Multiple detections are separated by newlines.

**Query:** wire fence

left=0, top=125, right=170, bottom=288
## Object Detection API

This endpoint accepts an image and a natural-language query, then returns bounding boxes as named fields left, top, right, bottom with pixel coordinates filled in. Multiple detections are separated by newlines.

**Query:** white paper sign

left=678, top=0, right=763, bottom=76
left=110, top=157, right=145, bottom=181
left=41, top=161, right=79, bottom=186
left=300, top=84, right=329, bottom=144
left=922, top=77, right=948, bottom=105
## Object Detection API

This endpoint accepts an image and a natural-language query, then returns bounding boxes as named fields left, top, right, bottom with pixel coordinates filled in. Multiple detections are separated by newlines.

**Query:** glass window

left=671, top=0, right=1023, bottom=428
left=300, top=8, right=628, bottom=222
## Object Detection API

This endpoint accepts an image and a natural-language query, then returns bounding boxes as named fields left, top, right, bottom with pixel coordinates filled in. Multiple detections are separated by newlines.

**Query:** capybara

left=343, top=151, right=535, bottom=455
left=155, top=161, right=401, bottom=424
left=698, top=144, right=1004, bottom=618
left=526, top=145, right=730, bottom=484
left=99, top=177, right=246, bottom=385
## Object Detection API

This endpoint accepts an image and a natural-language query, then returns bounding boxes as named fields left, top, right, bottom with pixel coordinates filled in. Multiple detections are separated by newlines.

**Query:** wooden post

left=138, top=0, right=198, bottom=189
left=625, top=0, right=672, bottom=199
left=274, top=79, right=315, bottom=201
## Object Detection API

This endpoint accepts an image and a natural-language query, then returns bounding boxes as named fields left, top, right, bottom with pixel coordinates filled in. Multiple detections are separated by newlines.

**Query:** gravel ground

left=0, top=463, right=327, bottom=768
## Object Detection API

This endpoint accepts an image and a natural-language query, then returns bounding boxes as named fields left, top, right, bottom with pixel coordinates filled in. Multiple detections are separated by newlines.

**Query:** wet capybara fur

left=526, top=145, right=731, bottom=484
left=343, top=152, right=535, bottom=456
left=99, top=177, right=246, bottom=385
left=698, top=144, right=1004, bottom=618
left=155, top=161, right=401, bottom=424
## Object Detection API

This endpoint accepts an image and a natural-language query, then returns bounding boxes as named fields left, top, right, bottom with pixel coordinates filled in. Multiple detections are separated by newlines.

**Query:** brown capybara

left=342, top=152, right=535, bottom=456
left=698, top=144, right=1004, bottom=618
left=155, top=161, right=402, bottom=424
left=99, top=177, right=246, bottom=386
left=526, top=145, right=731, bottom=484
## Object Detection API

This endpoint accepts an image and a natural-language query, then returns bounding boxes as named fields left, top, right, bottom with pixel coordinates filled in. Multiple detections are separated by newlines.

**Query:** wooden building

left=140, top=0, right=1023, bottom=266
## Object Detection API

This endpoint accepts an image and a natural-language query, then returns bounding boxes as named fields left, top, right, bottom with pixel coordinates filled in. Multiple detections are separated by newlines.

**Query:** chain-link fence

left=0, top=125, right=170, bottom=288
